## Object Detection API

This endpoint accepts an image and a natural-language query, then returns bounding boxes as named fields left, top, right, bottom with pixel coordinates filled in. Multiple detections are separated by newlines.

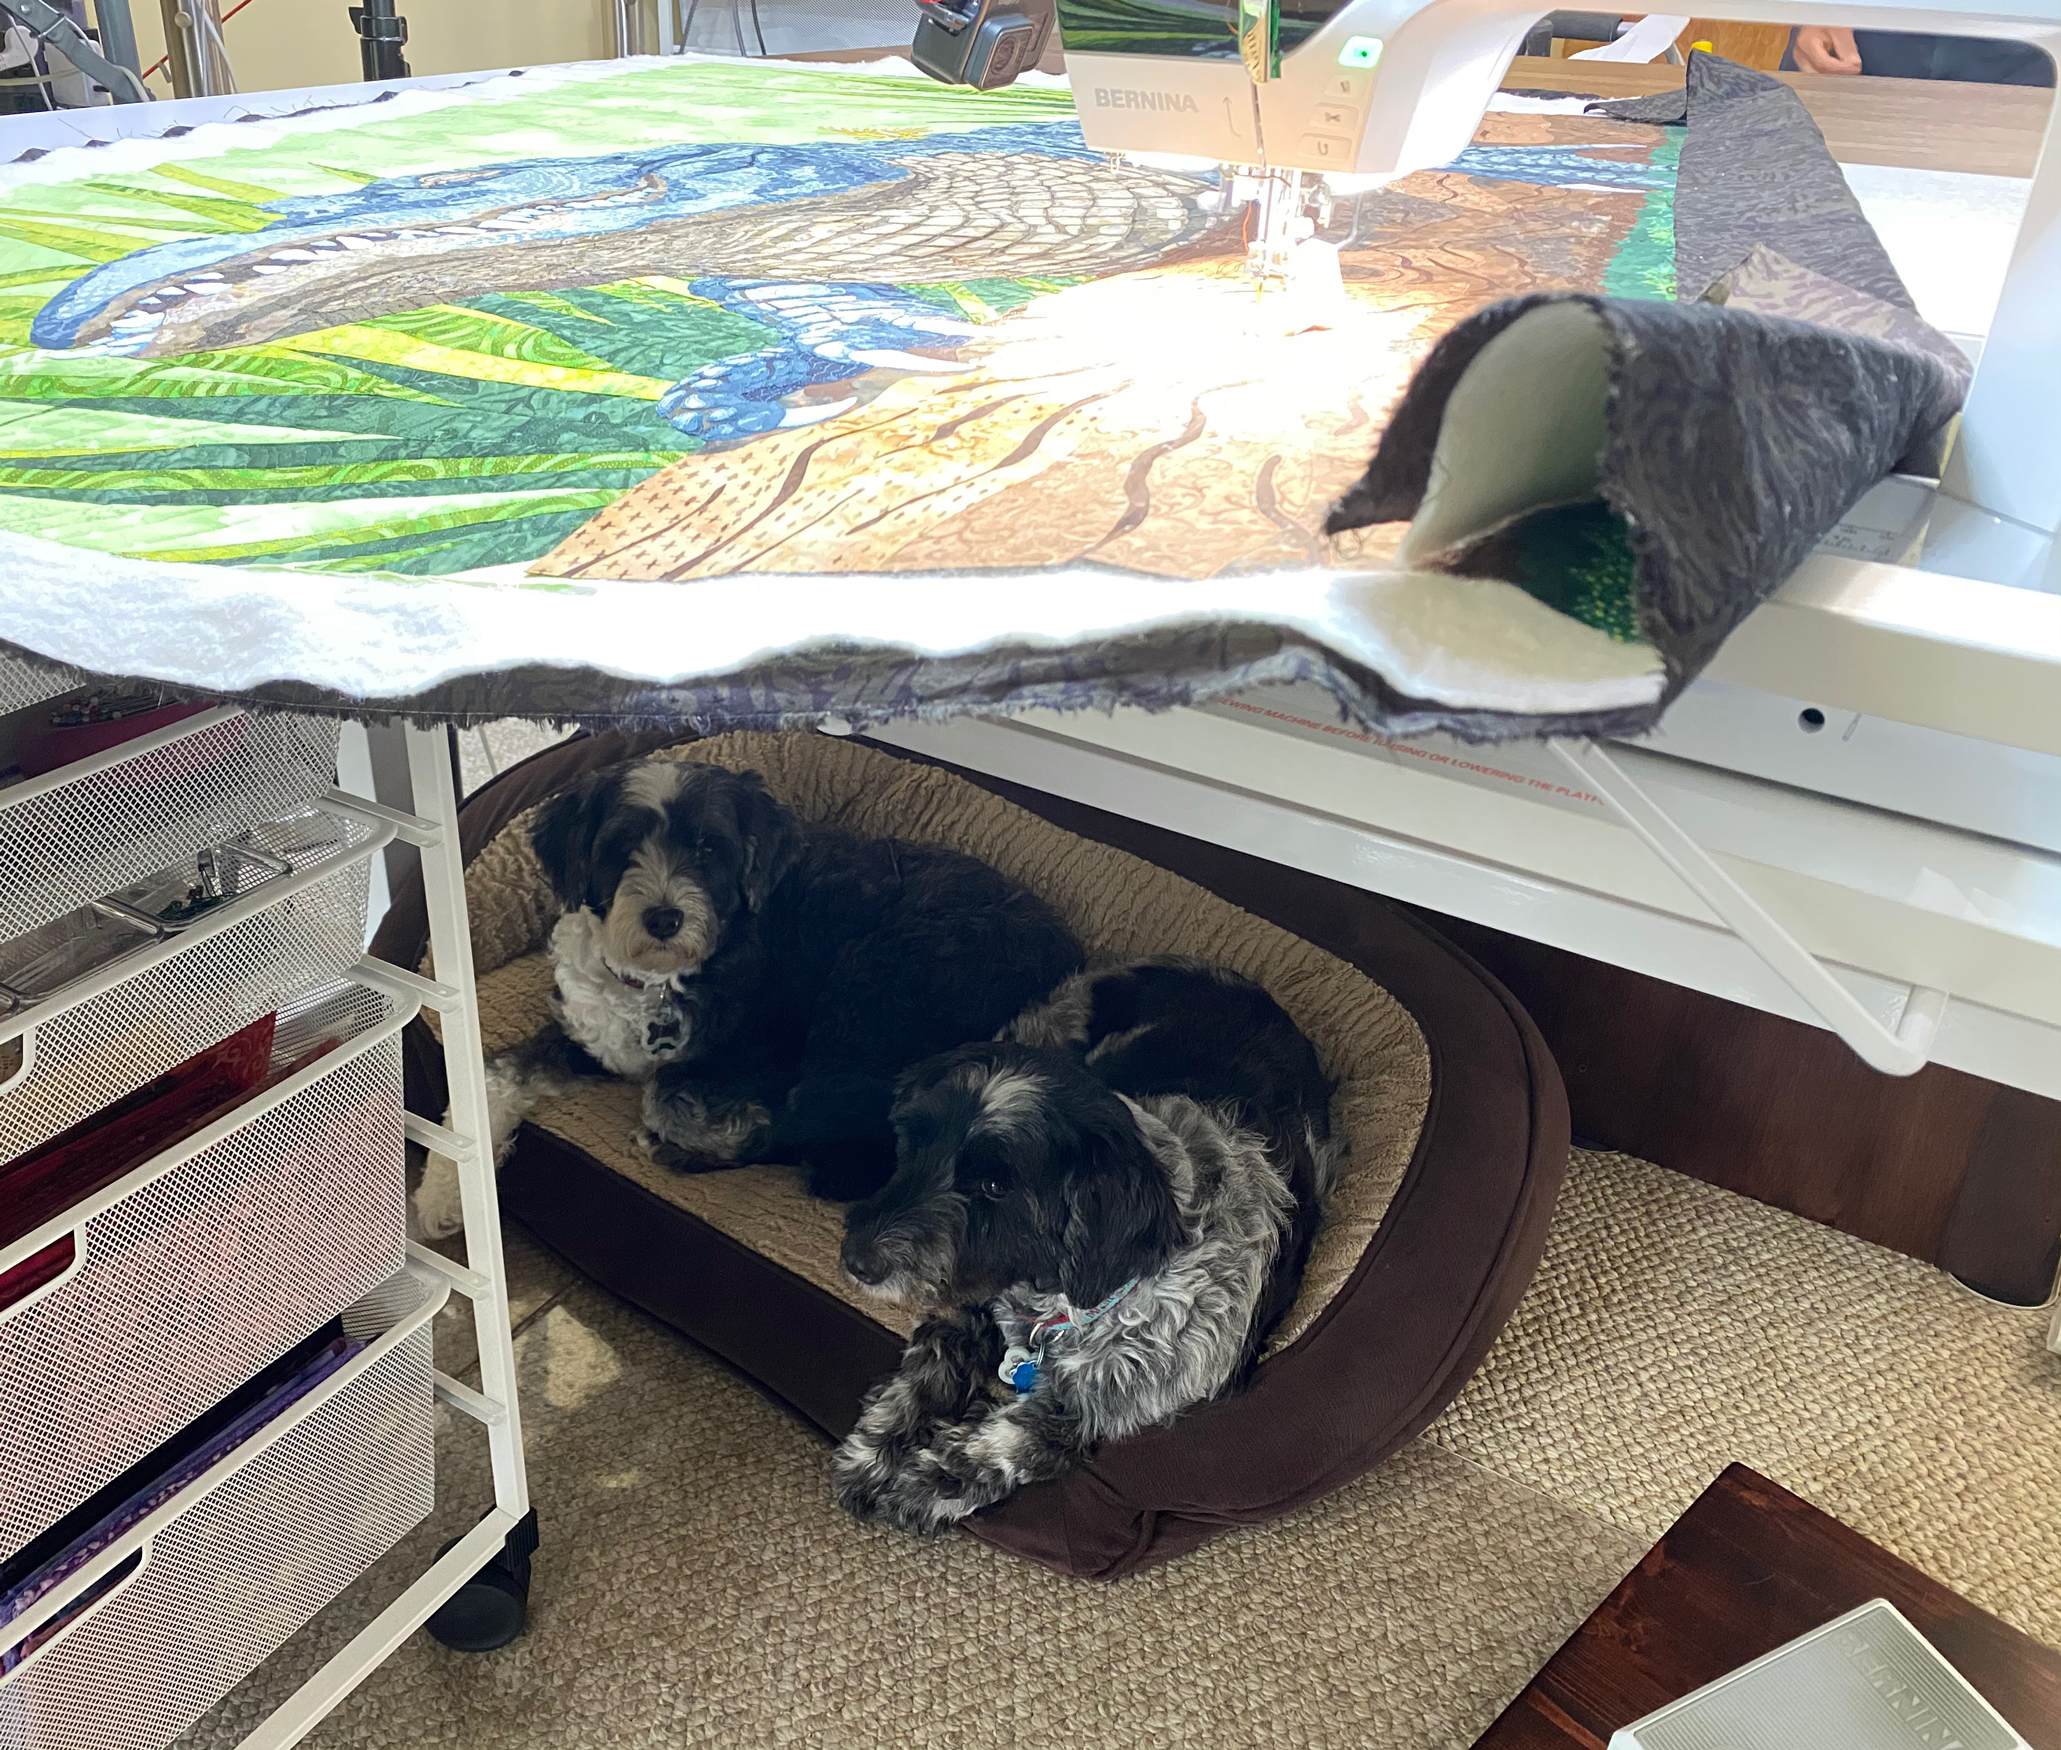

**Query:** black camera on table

left=911, top=0, right=1056, bottom=89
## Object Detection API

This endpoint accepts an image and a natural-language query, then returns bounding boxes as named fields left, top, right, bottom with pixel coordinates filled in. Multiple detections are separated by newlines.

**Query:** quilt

left=0, top=55, right=1956, bottom=738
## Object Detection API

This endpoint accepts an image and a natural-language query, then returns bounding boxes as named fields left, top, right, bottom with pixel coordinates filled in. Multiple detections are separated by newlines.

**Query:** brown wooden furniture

left=1677, top=20, right=1794, bottom=67
left=1502, top=54, right=2051, bottom=175
left=788, top=45, right=2052, bottom=175
left=1470, top=1465, right=2061, bottom=1749
left=1419, top=911, right=2061, bottom=1306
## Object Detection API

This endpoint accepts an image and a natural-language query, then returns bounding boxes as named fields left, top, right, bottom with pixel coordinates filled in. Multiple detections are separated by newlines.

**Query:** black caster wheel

left=426, top=1508, right=538, bottom=1652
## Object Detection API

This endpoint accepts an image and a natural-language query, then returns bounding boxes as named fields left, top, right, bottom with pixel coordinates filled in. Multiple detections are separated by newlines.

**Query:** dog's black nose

left=843, top=1251, right=886, bottom=1286
left=643, top=906, right=685, bottom=941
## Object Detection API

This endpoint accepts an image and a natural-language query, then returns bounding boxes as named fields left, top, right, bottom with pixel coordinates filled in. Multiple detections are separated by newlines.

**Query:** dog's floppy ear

left=731, top=771, right=802, bottom=913
left=1059, top=1106, right=1181, bottom=1304
left=530, top=769, right=617, bottom=911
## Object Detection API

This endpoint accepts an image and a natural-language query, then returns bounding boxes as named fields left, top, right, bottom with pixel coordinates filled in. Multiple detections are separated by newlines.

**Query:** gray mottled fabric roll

left=1326, top=293, right=1965, bottom=730
left=1324, top=53, right=1970, bottom=741
left=1597, top=53, right=1915, bottom=309
left=1705, top=243, right=1969, bottom=474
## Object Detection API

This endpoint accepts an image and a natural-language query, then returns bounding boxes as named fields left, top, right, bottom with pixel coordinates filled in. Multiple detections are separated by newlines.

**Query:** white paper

left=1569, top=15, right=1690, bottom=61
left=1812, top=477, right=1936, bottom=565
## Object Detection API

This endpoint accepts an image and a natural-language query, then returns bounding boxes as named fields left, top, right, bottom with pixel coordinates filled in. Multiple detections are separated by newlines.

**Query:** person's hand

left=1793, top=26, right=1864, bottom=73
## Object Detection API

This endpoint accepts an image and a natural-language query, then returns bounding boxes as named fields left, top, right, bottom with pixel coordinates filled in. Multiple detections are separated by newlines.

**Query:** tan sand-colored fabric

left=448, top=731, right=1432, bottom=1353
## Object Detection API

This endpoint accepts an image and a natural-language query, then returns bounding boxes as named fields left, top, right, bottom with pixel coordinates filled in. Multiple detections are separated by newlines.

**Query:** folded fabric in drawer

left=0, top=1019, right=349, bottom=1256
left=0, top=981, right=408, bottom=1558
left=0, top=1321, right=359, bottom=1673
left=0, top=1017, right=279, bottom=1238
left=0, top=1269, right=438, bottom=1750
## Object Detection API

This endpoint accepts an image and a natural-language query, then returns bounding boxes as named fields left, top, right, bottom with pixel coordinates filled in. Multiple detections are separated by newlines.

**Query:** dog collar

left=998, top=1278, right=1141, bottom=1394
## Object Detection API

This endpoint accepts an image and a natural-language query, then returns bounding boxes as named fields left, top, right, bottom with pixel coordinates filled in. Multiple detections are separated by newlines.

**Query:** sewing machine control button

left=1299, top=132, right=1353, bottom=163
left=1313, top=102, right=1357, bottom=132
left=1323, top=71, right=1370, bottom=101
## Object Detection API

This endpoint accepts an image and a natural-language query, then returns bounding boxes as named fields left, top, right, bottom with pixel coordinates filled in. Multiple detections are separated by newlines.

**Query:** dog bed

left=385, top=730, right=1568, bottom=1580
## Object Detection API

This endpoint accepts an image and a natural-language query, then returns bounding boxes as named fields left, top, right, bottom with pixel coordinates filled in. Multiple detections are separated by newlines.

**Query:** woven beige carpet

left=185, top=1150, right=2061, bottom=1750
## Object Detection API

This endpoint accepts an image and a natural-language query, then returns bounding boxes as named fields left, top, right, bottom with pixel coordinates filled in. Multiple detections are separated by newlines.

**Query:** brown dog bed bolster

left=401, top=731, right=1567, bottom=1580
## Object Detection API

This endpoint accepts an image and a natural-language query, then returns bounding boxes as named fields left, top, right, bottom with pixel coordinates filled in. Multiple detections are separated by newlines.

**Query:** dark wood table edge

left=1469, top=1464, right=2061, bottom=1749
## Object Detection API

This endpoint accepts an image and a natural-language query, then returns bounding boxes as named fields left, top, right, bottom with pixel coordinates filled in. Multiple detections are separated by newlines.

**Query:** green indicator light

left=1338, top=34, right=1384, bottom=66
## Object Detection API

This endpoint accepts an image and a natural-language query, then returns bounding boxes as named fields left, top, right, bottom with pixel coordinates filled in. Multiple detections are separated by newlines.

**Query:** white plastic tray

left=0, top=712, right=341, bottom=949
left=0, top=805, right=389, bottom=1169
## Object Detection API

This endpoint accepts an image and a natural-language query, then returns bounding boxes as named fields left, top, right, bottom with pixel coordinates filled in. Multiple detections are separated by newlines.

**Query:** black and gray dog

left=413, top=758, right=1082, bottom=1236
left=833, top=957, right=1339, bottom=1536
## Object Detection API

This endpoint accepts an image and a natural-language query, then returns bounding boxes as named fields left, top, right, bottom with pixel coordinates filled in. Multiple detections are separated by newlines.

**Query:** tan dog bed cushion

left=391, top=730, right=1568, bottom=1579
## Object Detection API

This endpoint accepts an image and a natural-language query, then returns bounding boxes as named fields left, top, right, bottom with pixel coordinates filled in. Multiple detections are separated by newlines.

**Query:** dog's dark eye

left=975, top=1178, right=1007, bottom=1200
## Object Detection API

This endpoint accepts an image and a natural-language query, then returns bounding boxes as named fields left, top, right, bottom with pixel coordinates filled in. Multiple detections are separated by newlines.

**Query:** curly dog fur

left=413, top=757, right=1083, bottom=1235
left=833, top=958, right=1340, bottom=1535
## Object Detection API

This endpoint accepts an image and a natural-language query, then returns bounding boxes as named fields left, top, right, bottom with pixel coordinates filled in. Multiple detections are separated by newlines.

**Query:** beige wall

left=127, top=0, right=622, bottom=95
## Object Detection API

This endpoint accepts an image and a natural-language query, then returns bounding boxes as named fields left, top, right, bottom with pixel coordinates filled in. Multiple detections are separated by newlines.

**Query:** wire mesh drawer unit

left=0, top=658, right=85, bottom=721
left=0, top=981, right=413, bottom=1561
left=0, top=712, right=343, bottom=947
left=0, top=806, right=381, bottom=1168
left=0, top=1268, right=441, bottom=1750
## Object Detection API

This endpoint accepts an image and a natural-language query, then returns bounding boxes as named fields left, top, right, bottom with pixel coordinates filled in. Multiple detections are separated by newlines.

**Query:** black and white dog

left=413, top=758, right=1083, bottom=1236
left=832, top=957, right=1340, bottom=1536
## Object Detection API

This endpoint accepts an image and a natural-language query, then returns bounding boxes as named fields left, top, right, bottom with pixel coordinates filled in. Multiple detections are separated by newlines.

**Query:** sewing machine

left=893, top=0, right=2061, bottom=1107
left=914, top=0, right=2057, bottom=539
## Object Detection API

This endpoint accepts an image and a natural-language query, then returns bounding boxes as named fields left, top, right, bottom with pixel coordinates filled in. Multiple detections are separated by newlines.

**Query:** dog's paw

left=909, top=1308, right=1004, bottom=1379
left=864, top=1451, right=980, bottom=1536
left=641, top=1078, right=770, bottom=1171
left=412, top=1150, right=467, bottom=1239
left=641, top=1131, right=736, bottom=1175
left=831, top=1444, right=964, bottom=1534
left=831, top=1441, right=894, bottom=1522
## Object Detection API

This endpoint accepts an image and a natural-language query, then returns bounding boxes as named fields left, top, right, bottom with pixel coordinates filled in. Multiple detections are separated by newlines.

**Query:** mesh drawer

left=0, top=658, right=83, bottom=720
left=0, top=712, right=340, bottom=946
left=0, top=813, right=375, bottom=1168
left=0, top=982, right=408, bottom=1558
left=0, top=1270, right=437, bottom=1750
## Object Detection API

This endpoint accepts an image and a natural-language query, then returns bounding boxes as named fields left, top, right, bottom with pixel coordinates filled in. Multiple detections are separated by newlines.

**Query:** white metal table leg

left=403, top=725, right=530, bottom=1518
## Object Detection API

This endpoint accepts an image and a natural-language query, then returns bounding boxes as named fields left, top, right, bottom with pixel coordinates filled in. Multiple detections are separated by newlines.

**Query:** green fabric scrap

left=151, top=163, right=287, bottom=203
left=1480, top=499, right=1643, bottom=643
left=1603, top=129, right=1681, bottom=302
